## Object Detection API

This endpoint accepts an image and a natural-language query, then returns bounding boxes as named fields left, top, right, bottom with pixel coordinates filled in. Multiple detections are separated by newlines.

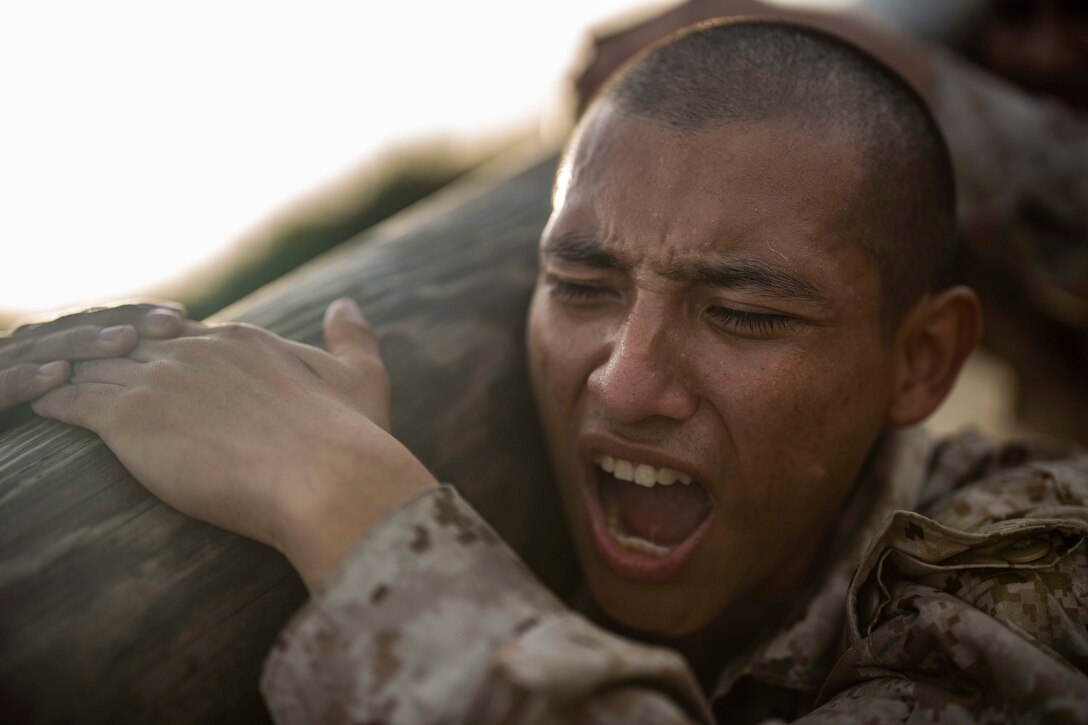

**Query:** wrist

left=273, top=419, right=439, bottom=592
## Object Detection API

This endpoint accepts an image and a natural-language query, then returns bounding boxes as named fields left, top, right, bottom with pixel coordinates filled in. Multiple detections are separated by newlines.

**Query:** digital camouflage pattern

left=260, top=426, right=1088, bottom=724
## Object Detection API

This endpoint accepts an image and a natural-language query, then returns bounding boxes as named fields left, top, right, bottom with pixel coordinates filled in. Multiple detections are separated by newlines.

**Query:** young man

left=2, top=20, right=1086, bottom=723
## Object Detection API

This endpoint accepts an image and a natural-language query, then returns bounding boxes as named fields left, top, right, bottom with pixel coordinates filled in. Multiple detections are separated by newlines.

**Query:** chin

left=582, top=560, right=721, bottom=638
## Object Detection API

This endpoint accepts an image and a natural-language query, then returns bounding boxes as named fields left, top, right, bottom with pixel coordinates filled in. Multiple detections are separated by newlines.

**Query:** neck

left=585, top=544, right=824, bottom=693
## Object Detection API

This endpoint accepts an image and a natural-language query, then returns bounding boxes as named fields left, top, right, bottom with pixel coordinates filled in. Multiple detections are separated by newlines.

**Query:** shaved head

left=591, top=19, right=957, bottom=335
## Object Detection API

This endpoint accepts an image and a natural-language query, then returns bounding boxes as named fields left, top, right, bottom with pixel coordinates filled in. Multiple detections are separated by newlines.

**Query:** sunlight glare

left=0, top=0, right=847, bottom=318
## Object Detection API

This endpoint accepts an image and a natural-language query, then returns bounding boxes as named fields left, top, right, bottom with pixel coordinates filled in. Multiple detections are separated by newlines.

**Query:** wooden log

left=0, top=152, right=578, bottom=724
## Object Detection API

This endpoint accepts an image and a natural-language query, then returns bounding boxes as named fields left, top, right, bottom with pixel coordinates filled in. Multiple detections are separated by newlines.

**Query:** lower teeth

left=605, top=505, right=673, bottom=558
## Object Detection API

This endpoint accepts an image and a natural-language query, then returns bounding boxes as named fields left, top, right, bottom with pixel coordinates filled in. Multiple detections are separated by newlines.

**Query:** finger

left=124, top=328, right=210, bottom=363
left=174, top=320, right=213, bottom=337
left=0, top=324, right=138, bottom=368
left=132, top=320, right=211, bottom=350
left=323, top=298, right=383, bottom=368
left=141, top=320, right=213, bottom=348
left=0, top=361, right=71, bottom=410
left=11, top=303, right=189, bottom=340
left=31, top=381, right=122, bottom=431
left=71, top=358, right=145, bottom=386
left=323, top=298, right=392, bottom=429
left=138, top=307, right=189, bottom=338
left=10, top=304, right=147, bottom=333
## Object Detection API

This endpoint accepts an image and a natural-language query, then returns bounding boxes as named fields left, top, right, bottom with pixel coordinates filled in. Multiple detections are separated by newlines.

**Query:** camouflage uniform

left=260, top=427, right=1088, bottom=723
left=257, top=49, right=1088, bottom=725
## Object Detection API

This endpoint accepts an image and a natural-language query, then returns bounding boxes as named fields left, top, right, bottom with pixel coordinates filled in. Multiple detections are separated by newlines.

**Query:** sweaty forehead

left=551, top=103, right=873, bottom=287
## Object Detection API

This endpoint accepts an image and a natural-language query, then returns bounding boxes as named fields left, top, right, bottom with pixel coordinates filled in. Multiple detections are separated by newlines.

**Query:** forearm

left=262, top=487, right=710, bottom=724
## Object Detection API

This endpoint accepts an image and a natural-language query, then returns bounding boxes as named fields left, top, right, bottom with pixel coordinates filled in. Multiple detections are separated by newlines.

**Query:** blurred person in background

left=574, top=0, right=1088, bottom=444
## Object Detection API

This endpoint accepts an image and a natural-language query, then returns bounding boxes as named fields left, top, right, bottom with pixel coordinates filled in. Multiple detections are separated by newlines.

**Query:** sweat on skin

left=0, top=21, right=987, bottom=714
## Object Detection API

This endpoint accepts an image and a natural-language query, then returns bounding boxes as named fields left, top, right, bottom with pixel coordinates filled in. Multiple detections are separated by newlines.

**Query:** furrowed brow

left=678, top=258, right=830, bottom=306
left=542, top=233, right=626, bottom=271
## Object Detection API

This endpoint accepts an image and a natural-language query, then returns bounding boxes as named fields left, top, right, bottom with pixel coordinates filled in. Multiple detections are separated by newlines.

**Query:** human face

left=526, top=103, right=898, bottom=637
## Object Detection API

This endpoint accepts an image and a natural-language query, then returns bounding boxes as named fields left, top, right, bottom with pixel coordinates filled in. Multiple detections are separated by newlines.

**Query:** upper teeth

left=594, top=455, right=693, bottom=488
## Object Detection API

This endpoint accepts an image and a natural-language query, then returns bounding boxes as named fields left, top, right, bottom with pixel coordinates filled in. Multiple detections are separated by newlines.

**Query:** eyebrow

left=674, top=259, right=830, bottom=306
left=543, top=232, right=830, bottom=306
left=542, top=232, right=625, bottom=271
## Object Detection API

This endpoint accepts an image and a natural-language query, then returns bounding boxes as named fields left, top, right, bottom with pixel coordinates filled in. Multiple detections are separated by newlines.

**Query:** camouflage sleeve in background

left=930, top=48, right=1088, bottom=441
left=932, top=47, right=1088, bottom=230
left=259, top=486, right=711, bottom=724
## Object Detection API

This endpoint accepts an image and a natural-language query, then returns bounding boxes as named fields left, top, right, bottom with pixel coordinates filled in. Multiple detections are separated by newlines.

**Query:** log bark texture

left=0, top=152, right=577, bottom=724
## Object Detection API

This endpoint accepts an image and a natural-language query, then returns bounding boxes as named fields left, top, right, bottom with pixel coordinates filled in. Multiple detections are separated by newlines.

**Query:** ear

left=887, top=286, right=983, bottom=427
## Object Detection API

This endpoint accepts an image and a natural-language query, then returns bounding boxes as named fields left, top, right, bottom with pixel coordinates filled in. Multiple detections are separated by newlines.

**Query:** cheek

left=696, top=347, right=887, bottom=568
left=527, top=295, right=607, bottom=414
left=527, top=305, right=584, bottom=459
left=704, top=342, right=887, bottom=475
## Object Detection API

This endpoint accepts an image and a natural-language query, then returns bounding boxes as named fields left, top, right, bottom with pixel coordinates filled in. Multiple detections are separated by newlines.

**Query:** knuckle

left=214, top=322, right=259, bottom=341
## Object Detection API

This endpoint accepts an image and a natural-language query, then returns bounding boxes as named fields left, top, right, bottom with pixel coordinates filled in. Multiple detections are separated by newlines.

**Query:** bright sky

left=0, top=0, right=851, bottom=318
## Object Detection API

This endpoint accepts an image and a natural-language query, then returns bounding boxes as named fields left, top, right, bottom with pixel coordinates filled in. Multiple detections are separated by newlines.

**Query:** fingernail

left=99, top=325, right=128, bottom=341
left=38, top=361, right=65, bottom=377
left=146, top=309, right=179, bottom=326
left=331, top=298, right=365, bottom=323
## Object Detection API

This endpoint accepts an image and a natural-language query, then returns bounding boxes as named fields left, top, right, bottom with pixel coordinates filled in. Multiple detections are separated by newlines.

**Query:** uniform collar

left=709, top=427, right=935, bottom=704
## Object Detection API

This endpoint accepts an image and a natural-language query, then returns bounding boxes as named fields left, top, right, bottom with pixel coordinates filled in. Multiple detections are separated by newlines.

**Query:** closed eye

left=706, top=307, right=795, bottom=336
left=548, top=277, right=617, bottom=303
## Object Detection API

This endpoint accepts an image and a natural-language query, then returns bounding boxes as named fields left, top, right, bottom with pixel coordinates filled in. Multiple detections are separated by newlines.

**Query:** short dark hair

left=597, top=19, right=956, bottom=335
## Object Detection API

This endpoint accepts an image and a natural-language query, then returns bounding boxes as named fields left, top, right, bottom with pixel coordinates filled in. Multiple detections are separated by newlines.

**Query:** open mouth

left=584, top=451, right=714, bottom=580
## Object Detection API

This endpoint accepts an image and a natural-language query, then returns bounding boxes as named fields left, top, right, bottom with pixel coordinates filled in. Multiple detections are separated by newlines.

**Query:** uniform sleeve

left=930, top=50, right=1088, bottom=328
left=801, top=449, right=1088, bottom=723
left=931, top=48, right=1088, bottom=223
left=259, top=486, right=711, bottom=724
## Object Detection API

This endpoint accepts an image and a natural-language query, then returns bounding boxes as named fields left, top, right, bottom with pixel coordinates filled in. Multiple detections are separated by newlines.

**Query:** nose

left=588, top=300, right=699, bottom=424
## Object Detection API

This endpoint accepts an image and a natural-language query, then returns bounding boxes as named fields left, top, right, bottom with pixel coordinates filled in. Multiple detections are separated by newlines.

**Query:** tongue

left=600, top=474, right=712, bottom=546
